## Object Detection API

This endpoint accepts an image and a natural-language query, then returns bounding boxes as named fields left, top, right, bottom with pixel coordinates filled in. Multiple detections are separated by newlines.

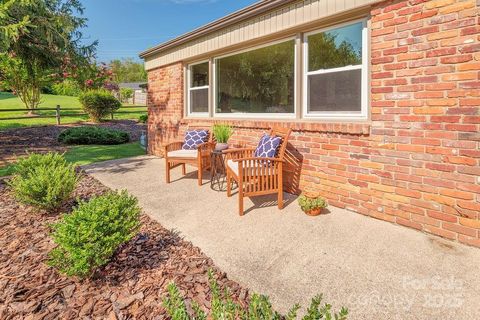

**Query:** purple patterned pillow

left=182, top=130, right=209, bottom=150
left=254, top=134, right=282, bottom=158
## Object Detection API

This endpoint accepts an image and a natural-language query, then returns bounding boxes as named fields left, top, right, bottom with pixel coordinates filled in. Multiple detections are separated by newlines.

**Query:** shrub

left=48, top=190, right=141, bottom=278
left=298, top=194, right=327, bottom=213
left=8, top=153, right=78, bottom=211
left=212, top=124, right=233, bottom=143
left=79, top=90, right=121, bottom=122
left=138, top=114, right=148, bottom=124
left=58, top=126, right=130, bottom=145
left=52, top=79, right=82, bottom=96
left=120, top=87, right=134, bottom=102
left=163, top=270, right=348, bottom=320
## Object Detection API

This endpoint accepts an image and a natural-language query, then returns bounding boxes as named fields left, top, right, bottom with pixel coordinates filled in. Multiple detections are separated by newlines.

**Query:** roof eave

left=139, top=0, right=293, bottom=59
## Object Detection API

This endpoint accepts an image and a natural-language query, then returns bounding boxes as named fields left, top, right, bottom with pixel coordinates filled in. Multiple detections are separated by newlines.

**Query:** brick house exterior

left=143, top=0, right=480, bottom=248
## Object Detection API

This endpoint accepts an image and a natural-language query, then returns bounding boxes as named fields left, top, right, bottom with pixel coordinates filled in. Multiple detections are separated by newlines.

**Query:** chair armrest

left=164, top=141, right=183, bottom=154
left=224, top=148, right=256, bottom=160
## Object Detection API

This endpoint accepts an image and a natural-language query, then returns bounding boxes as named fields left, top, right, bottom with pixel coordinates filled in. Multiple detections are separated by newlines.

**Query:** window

left=214, top=39, right=295, bottom=116
left=188, top=61, right=209, bottom=115
left=304, top=21, right=367, bottom=119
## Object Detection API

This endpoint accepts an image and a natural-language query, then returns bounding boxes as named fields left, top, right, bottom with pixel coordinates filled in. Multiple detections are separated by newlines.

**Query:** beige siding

left=145, top=0, right=379, bottom=70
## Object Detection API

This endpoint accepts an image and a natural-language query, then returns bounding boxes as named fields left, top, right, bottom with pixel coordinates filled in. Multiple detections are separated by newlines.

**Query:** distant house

left=118, top=82, right=147, bottom=105
left=140, top=0, right=480, bottom=247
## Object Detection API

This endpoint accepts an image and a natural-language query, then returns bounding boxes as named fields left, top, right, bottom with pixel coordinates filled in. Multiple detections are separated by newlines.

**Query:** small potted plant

left=298, top=193, right=327, bottom=216
left=213, top=124, right=233, bottom=151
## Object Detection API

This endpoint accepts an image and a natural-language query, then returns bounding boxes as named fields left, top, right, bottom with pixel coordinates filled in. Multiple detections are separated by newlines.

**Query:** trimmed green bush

left=48, top=190, right=141, bottom=278
left=138, top=114, right=148, bottom=124
left=163, top=270, right=348, bottom=320
left=79, top=90, right=121, bottom=122
left=58, top=126, right=130, bottom=145
left=8, top=153, right=78, bottom=211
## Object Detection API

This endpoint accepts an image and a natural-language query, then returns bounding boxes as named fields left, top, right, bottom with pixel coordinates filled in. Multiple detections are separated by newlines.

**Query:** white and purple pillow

left=182, top=129, right=209, bottom=150
left=254, top=134, right=282, bottom=158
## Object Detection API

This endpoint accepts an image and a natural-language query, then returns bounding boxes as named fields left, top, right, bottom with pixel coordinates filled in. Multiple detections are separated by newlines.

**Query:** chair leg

left=226, top=172, right=232, bottom=197
left=238, top=185, right=244, bottom=216
left=182, top=163, right=186, bottom=175
left=197, top=158, right=202, bottom=186
left=166, top=160, right=171, bottom=184
left=198, top=167, right=203, bottom=186
left=278, top=186, right=284, bottom=210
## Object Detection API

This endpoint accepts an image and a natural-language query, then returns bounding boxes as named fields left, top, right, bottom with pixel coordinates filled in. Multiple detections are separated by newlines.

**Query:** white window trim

left=212, top=37, right=297, bottom=119
left=187, top=60, right=209, bottom=118
left=302, top=19, right=368, bottom=120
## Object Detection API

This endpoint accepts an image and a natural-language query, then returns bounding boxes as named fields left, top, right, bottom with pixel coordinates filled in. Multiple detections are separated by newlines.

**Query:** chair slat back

left=269, top=127, right=292, bottom=160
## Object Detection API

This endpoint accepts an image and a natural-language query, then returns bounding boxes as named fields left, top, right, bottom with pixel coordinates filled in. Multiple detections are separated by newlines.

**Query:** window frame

left=212, top=37, right=297, bottom=119
left=302, top=19, right=368, bottom=120
left=186, top=60, right=210, bottom=118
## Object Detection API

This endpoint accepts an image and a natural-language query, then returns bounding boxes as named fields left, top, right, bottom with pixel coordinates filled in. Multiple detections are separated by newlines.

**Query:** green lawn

left=0, top=143, right=146, bottom=177
left=0, top=92, right=147, bottom=130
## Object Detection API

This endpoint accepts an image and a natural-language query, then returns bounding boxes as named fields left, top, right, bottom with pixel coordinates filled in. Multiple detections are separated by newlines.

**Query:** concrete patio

left=85, top=156, right=480, bottom=320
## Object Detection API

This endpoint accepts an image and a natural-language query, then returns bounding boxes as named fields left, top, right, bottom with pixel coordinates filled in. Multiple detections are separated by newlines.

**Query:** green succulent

left=298, top=194, right=327, bottom=212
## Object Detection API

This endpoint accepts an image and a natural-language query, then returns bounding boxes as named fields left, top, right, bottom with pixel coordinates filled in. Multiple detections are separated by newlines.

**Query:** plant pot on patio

left=298, top=192, right=327, bottom=216
left=213, top=124, right=233, bottom=151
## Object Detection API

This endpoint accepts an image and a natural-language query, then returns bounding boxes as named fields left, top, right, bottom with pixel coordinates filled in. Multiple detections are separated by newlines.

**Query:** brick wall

left=147, top=0, right=480, bottom=247
left=146, top=62, right=184, bottom=155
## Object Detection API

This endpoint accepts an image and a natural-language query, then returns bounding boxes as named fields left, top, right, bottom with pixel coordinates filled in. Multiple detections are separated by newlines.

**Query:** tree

left=109, top=58, right=147, bottom=83
left=0, top=0, right=96, bottom=112
left=0, top=55, right=51, bottom=113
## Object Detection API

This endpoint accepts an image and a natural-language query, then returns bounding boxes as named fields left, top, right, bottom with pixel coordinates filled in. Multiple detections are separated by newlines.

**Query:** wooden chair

left=224, top=127, right=292, bottom=215
left=164, top=129, right=214, bottom=186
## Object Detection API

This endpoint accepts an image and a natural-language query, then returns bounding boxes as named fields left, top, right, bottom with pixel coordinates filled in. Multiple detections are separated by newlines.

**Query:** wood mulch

left=0, top=174, right=249, bottom=319
left=0, top=120, right=146, bottom=166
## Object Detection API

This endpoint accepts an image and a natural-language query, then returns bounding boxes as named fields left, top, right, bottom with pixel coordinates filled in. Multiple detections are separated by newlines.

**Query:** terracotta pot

left=304, top=207, right=324, bottom=216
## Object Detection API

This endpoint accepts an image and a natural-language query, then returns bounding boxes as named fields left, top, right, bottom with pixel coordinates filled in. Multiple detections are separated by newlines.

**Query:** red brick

left=426, top=47, right=456, bottom=57
left=441, top=54, right=473, bottom=64
left=443, top=222, right=477, bottom=237
left=412, top=26, right=439, bottom=36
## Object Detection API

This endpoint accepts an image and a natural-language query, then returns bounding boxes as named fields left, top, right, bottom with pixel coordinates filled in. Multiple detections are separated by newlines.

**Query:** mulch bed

left=0, top=174, right=249, bottom=319
left=0, top=120, right=146, bottom=166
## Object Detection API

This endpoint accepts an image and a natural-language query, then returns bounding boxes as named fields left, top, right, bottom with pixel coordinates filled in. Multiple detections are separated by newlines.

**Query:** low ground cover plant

left=164, top=271, right=348, bottom=320
left=8, top=153, right=78, bottom=211
left=138, top=114, right=148, bottom=124
left=79, top=90, right=121, bottom=122
left=58, top=126, right=130, bottom=145
left=48, top=190, right=141, bottom=278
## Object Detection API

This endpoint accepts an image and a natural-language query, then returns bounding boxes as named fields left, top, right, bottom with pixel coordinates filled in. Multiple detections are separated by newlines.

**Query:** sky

left=82, top=0, right=258, bottom=63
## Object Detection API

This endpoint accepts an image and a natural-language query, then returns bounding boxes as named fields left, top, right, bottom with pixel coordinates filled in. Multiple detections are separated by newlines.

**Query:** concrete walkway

left=85, top=156, right=480, bottom=319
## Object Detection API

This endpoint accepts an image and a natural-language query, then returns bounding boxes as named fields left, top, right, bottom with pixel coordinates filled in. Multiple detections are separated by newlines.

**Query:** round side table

left=210, top=149, right=227, bottom=191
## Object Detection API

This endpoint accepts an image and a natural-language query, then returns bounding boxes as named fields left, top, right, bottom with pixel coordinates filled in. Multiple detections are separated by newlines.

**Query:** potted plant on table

left=298, top=193, right=328, bottom=216
left=213, top=124, right=233, bottom=151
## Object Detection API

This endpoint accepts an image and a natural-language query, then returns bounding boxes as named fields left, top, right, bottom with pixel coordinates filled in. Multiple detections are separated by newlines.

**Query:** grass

left=63, top=143, right=146, bottom=166
left=0, top=143, right=146, bottom=177
left=0, top=92, right=147, bottom=130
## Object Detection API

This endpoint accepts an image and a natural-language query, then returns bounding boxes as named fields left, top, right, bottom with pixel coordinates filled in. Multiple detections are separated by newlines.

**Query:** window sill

left=181, top=118, right=370, bottom=135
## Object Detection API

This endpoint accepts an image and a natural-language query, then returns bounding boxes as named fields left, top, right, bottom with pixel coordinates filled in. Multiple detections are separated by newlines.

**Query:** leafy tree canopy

left=0, top=0, right=96, bottom=72
left=109, top=58, right=147, bottom=83
left=0, top=0, right=96, bottom=110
